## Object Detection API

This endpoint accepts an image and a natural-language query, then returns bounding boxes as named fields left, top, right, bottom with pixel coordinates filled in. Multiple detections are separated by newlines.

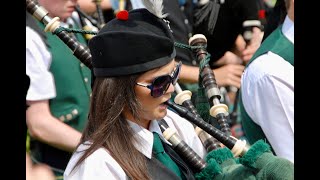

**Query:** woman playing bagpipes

left=57, top=1, right=294, bottom=179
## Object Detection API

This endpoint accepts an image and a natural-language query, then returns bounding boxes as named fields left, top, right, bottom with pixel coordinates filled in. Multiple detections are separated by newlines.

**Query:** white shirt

left=64, top=109, right=207, bottom=180
left=241, top=15, right=294, bottom=163
left=26, top=26, right=56, bottom=101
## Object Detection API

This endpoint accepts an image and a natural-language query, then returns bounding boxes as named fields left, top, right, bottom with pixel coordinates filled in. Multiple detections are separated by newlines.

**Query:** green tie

left=152, top=132, right=183, bottom=179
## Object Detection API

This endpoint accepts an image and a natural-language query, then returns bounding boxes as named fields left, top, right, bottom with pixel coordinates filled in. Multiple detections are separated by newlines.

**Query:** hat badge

left=116, top=10, right=129, bottom=21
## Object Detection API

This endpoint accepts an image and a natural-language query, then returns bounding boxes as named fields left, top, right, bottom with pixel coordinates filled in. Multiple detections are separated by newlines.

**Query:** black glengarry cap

left=89, top=8, right=176, bottom=77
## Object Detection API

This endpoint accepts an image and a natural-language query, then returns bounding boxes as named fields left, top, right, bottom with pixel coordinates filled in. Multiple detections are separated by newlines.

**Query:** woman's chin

left=156, top=108, right=167, bottom=119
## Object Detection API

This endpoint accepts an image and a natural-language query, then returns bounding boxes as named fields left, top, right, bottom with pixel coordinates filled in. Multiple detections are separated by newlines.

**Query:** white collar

left=127, top=119, right=169, bottom=159
left=59, top=18, right=72, bottom=28
left=282, top=15, right=294, bottom=44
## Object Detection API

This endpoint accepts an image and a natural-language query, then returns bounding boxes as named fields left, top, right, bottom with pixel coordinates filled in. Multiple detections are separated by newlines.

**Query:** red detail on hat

left=116, top=10, right=129, bottom=21
left=258, top=10, right=266, bottom=19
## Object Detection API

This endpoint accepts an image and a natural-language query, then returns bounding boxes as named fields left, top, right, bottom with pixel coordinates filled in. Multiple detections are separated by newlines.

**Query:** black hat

left=89, top=8, right=176, bottom=77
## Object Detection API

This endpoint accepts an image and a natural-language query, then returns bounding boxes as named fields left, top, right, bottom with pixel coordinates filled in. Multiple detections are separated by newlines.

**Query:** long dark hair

left=72, top=74, right=150, bottom=179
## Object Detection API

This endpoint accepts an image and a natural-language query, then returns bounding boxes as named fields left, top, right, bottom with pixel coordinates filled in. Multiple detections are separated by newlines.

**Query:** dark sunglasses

left=136, top=61, right=182, bottom=98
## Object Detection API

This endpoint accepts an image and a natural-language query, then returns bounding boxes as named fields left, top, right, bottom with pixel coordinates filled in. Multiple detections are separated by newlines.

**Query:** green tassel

left=239, top=140, right=271, bottom=169
left=195, top=158, right=222, bottom=180
left=205, top=147, right=234, bottom=164
left=239, top=140, right=294, bottom=180
left=195, top=148, right=234, bottom=179
left=195, top=87, right=211, bottom=122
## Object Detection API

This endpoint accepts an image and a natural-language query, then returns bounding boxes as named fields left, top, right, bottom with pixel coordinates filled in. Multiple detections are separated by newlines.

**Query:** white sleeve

left=65, top=148, right=128, bottom=180
left=241, top=52, right=294, bottom=163
left=26, top=26, right=56, bottom=101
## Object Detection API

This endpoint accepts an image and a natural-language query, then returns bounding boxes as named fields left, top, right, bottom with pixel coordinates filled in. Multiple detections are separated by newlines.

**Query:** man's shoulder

left=245, top=52, right=293, bottom=84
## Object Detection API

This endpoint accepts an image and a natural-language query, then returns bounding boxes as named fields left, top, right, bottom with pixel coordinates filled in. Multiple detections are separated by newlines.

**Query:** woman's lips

left=66, top=6, right=75, bottom=13
left=159, top=102, right=168, bottom=110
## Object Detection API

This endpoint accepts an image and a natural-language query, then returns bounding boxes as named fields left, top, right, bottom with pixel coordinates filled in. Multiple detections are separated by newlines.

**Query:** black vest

left=147, top=141, right=196, bottom=180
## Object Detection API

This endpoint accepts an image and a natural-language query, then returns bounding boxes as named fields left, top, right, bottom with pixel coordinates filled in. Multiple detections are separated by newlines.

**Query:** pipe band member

left=64, top=7, right=207, bottom=180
